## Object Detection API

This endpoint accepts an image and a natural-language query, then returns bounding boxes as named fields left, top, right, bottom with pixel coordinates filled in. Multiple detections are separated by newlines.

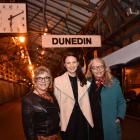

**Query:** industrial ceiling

left=0, top=0, right=140, bottom=80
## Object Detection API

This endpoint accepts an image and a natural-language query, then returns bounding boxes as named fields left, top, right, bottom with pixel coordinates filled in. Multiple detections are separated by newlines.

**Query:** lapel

left=78, top=80, right=91, bottom=101
left=56, top=72, right=91, bottom=101
left=57, top=72, right=74, bottom=100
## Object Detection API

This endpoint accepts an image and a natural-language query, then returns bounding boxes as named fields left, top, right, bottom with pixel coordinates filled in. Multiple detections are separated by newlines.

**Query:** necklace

left=34, top=89, right=53, bottom=102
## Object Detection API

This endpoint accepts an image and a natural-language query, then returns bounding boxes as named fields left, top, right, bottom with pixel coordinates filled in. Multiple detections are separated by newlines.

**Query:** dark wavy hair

left=63, top=52, right=87, bottom=86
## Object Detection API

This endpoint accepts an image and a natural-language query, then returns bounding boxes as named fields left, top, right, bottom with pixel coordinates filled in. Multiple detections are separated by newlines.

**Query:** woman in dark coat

left=87, top=58, right=126, bottom=140
left=22, top=66, right=60, bottom=140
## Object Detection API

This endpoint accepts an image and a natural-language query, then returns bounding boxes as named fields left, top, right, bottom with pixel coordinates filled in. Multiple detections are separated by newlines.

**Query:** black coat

left=22, top=92, right=60, bottom=140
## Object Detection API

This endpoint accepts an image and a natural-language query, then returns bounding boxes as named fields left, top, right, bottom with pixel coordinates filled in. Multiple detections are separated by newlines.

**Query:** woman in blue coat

left=87, top=58, right=126, bottom=140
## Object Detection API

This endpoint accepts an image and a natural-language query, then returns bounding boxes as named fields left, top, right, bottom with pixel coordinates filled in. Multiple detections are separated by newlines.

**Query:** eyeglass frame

left=90, top=64, right=105, bottom=71
left=35, top=76, right=51, bottom=82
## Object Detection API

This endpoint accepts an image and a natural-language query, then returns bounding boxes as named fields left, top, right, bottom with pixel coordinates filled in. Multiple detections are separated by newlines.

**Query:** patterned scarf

left=34, top=89, right=53, bottom=103
left=95, top=78, right=105, bottom=91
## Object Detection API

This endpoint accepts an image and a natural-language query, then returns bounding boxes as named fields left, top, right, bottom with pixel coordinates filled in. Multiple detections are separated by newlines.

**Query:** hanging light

left=19, top=36, right=25, bottom=43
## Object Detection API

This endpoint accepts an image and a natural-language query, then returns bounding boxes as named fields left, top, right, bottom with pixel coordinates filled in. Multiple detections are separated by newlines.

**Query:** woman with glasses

left=54, top=52, right=94, bottom=140
left=87, top=58, right=126, bottom=140
left=22, top=66, right=60, bottom=140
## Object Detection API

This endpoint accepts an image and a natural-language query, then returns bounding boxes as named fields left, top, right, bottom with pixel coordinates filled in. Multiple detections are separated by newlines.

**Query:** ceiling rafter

left=1, top=0, right=140, bottom=79
left=28, top=8, right=42, bottom=24
left=26, top=0, right=84, bottom=32
left=79, top=0, right=106, bottom=34
left=52, top=0, right=91, bottom=18
left=112, top=0, right=127, bottom=21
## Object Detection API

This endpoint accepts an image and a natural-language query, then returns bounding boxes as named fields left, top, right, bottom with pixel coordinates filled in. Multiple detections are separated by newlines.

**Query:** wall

left=0, top=80, right=29, bottom=104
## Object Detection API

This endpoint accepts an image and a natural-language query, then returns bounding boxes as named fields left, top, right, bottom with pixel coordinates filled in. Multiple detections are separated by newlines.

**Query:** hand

left=115, top=118, right=120, bottom=124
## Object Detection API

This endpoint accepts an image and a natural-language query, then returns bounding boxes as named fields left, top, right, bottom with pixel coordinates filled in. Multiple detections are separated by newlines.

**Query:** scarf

left=88, top=77, right=104, bottom=140
left=34, top=89, right=53, bottom=103
left=95, top=78, right=105, bottom=91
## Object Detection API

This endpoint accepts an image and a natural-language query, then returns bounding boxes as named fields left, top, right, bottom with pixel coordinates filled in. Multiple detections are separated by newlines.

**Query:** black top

left=60, top=75, right=93, bottom=140
left=22, top=91, right=60, bottom=140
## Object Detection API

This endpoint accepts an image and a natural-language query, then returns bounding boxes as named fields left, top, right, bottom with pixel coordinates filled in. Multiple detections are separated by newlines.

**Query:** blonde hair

left=33, top=66, right=53, bottom=88
left=86, top=58, right=113, bottom=86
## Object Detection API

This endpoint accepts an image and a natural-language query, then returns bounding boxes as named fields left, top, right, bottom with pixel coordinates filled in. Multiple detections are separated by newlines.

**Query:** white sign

left=42, top=35, right=101, bottom=48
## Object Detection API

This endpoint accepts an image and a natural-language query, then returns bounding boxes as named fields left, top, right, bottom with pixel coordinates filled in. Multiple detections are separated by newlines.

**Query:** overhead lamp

left=28, top=65, right=33, bottom=70
left=44, top=27, right=48, bottom=32
left=43, top=28, right=48, bottom=35
left=43, top=32, right=47, bottom=36
left=41, top=50, right=45, bottom=55
left=19, top=36, right=25, bottom=43
left=12, top=36, right=26, bottom=45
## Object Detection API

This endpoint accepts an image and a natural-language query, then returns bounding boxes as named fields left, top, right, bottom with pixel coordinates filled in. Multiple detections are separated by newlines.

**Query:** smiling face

left=90, top=58, right=105, bottom=80
left=33, top=67, right=52, bottom=94
left=64, top=55, right=79, bottom=77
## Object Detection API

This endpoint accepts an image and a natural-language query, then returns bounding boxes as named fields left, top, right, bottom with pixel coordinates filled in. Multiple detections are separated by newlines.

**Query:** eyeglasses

left=35, top=76, right=51, bottom=82
left=91, top=65, right=104, bottom=71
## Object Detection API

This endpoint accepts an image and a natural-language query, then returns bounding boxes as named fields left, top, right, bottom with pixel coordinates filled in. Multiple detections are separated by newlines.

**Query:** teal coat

left=100, top=78, right=126, bottom=140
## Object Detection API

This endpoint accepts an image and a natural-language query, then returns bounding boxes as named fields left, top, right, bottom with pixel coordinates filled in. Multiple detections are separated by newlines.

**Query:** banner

left=42, top=35, right=101, bottom=48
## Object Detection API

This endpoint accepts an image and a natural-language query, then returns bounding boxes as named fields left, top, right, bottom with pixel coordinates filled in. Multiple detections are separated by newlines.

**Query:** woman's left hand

left=115, top=118, right=120, bottom=124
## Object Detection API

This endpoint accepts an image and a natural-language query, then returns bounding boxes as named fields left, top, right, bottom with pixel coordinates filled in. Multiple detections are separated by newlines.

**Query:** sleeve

left=21, top=97, right=37, bottom=140
left=116, top=82, right=126, bottom=120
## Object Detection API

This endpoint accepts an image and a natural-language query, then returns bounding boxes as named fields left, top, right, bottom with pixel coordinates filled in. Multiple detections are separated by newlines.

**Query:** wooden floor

left=0, top=98, right=140, bottom=140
